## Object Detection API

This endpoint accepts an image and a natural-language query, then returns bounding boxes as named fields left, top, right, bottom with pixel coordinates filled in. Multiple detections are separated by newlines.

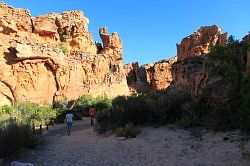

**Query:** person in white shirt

left=65, top=110, right=74, bottom=136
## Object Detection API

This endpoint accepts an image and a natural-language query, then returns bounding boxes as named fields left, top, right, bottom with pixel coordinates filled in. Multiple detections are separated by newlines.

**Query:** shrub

left=176, top=103, right=199, bottom=128
left=204, top=40, right=250, bottom=131
left=116, top=123, right=140, bottom=138
left=36, top=106, right=57, bottom=125
left=72, top=94, right=95, bottom=117
left=58, top=42, right=69, bottom=54
left=100, top=91, right=196, bottom=133
left=240, top=77, right=250, bottom=131
left=0, top=119, right=42, bottom=159
left=52, top=101, right=65, bottom=110
left=95, top=108, right=112, bottom=133
left=72, top=94, right=112, bottom=118
left=94, top=95, right=112, bottom=111
left=53, top=108, right=67, bottom=123
left=0, top=102, right=60, bottom=159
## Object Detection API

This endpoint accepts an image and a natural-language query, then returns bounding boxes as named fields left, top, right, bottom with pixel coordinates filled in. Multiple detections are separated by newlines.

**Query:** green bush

left=52, top=101, right=68, bottom=123
left=0, top=119, right=43, bottom=159
left=0, top=102, right=62, bottom=158
left=116, top=123, right=140, bottom=138
left=59, top=42, right=69, bottom=54
left=72, top=94, right=112, bottom=118
left=176, top=103, right=199, bottom=128
left=37, top=106, right=57, bottom=125
left=72, top=94, right=95, bottom=117
left=110, top=90, right=194, bottom=126
left=240, top=77, right=250, bottom=131
left=52, top=101, right=65, bottom=110
left=0, top=102, right=57, bottom=127
left=95, top=108, right=112, bottom=133
left=204, top=40, right=250, bottom=131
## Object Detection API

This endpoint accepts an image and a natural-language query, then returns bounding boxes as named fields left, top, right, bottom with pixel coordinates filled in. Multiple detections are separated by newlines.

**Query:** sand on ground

left=15, top=117, right=250, bottom=166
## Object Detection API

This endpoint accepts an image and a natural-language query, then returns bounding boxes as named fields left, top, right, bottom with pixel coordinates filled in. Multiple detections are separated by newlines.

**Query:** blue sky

left=2, top=0, right=250, bottom=65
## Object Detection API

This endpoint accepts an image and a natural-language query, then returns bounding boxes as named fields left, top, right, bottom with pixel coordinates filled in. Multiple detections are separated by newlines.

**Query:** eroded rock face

left=99, top=27, right=123, bottom=61
left=124, top=57, right=177, bottom=92
left=170, top=56, right=205, bottom=97
left=125, top=27, right=226, bottom=94
left=32, top=13, right=59, bottom=39
left=0, top=2, right=32, bottom=33
left=32, top=10, right=97, bottom=54
left=169, top=26, right=232, bottom=105
left=124, top=62, right=150, bottom=93
left=1, top=2, right=246, bottom=107
left=144, top=57, right=177, bottom=91
left=177, top=25, right=228, bottom=61
left=0, top=3, right=130, bottom=105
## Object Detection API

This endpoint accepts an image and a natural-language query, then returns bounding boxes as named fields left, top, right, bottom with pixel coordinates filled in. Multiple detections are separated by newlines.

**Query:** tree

left=227, top=35, right=237, bottom=45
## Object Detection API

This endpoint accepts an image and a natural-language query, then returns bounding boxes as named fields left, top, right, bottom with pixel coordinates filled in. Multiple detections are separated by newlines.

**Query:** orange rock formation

left=0, top=2, right=129, bottom=105
left=177, top=25, right=228, bottom=61
left=1, top=3, right=248, bottom=107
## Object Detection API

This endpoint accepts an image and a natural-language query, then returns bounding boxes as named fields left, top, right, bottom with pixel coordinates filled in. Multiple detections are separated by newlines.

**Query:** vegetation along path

left=17, top=117, right=250, bottom=166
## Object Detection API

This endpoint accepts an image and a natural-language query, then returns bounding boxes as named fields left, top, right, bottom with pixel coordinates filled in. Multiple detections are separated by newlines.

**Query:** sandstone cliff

left=124, top=25, right=227, bottom=95
left=0, top=3, right=130, bottom=105
left=1, top=3, right=248, bottom=107
left=176, top=25, right=228, bottom=61
left=169, top=25, right=229, bottom=103
left=124, top=57, right=177, bottom=93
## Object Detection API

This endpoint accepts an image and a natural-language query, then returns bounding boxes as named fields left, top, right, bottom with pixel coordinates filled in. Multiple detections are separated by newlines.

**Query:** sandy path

left=18, top=118, right=250, bottom=166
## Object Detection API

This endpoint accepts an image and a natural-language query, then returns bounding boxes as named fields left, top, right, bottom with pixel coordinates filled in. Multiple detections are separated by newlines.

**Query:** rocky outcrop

left=177, top=25, right=228, bottom=61
left=125, top=26, right=226, bottom=94
left=165, top=25, right=232, bottom=107
left=124, top=62, right=150, bottom=93
left=0, top=2, right=32, bottom=33
left=170, top=56, right=207, bottom=97
left=99, top=27, right=123, bottom=61
left=1, top=3, right=246, bottom=107
left=125, top=26, right=227, bottom=94
left=144, top=57, right=177, bottom=91
left=0, top=3, right=130, bottom=105
left=124, top=57, right=177, bottom=92
left=32, top=10, right=97, bottom=54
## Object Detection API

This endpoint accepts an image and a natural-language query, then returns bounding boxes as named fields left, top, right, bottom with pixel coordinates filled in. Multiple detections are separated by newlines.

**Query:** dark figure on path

left=88, top=107, right=97, bottom=125
left=65, top=110, right=74, bottom=135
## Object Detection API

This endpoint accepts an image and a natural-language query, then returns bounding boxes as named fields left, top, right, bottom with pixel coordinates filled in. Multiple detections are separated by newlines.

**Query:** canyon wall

left=176, top=25, right=228, bottom=61
left=124, top=57, right=177, bottom=93
left=168, top=25, right=230, bottom=105
left=0, top=3, right=248, bottom=106
left=125, top=25, right=228, bottom=96
left=0, top=3, right=130, bottom=105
